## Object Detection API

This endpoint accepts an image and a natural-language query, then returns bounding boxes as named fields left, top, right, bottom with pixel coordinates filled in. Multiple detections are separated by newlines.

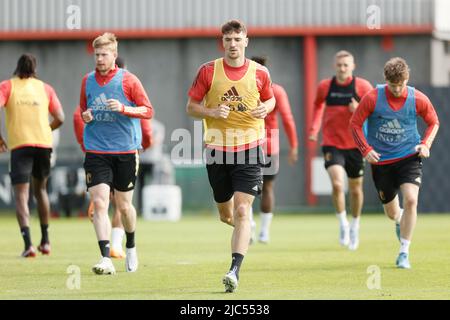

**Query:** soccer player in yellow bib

left=187, top=20, right=275, bottom=292
left=0, top=54, right=65, bottom=257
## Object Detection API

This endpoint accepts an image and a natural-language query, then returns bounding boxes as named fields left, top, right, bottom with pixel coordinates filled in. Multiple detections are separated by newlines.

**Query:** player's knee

left=349, top=187, right=362, bottom=198
left=332, top=181, right=344, bottom=193
left=403, top=196, right=418, bottom=210
left=92, top=198, right=108, bottom=212
left=235, top=204, right=249, bottom=220
left=117, top=202, right=132, bottom=216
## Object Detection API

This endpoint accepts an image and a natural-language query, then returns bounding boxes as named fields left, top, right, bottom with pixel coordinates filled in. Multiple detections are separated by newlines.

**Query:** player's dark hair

left=221, top=20, right=247, bottom=35
left=13, top=53, right=37, bottom=79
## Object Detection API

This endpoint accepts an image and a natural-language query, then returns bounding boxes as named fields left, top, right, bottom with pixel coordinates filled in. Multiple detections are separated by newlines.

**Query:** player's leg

left=84, top=153, right=115, bottom=274
left=327, top=165, right=349, bottom=246
left=113, top=152, right=139, bottom=272
left=345, top=149, right=365, bottom=250
left=223, top=191, right=254, bottom=293
left=206, top=149, right=234, bottom=226
left=347, top=177, right=363, bottom=250
left=31, top=148, right=52, bottom=255
left=217, top=199, right=235, bottom=226
left=10, top=148, right=36, bottom=257
left=110, top=193, right=126, bottom=259
left=223, top=147, right=262, bottom=292
left=394, top=156, right=422, bottom=269
left=89, top=183, right=115, bottom=274
left=32, top=176, right=51, bottom=254
left=394, top=183, right=419, bottom=269
left=259, top=177, right=274, bottom=243
left=114, top=190, right=137, bottom=271
left=323, top=147, right=349, bottom=246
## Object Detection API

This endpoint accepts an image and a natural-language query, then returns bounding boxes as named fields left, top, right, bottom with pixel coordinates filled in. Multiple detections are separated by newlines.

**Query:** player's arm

left=0, top=80, right=11, bottom=152
left=186, top=63, right=230, bottom=119
left=348, top=79, right=374, bottom=113
left=140, top=118, right=152, bottom=150
left=108, top=73, right=153, bottom=119
left=186, top=97, right=230, bottom=119
left=45, top=84, right=65, bottom=130
left=79, top=75, right=93, bottom=124
left=251, top=67, right=275, bottom=119
left=350, top=91, right=379, bottom=163
left=415, top=91, right=440, bottom=158
left=276, top=85, right=299, bottom=162
left=251, top=97, right=275, bottom=119
left=308, top=80, right=329, bottom=141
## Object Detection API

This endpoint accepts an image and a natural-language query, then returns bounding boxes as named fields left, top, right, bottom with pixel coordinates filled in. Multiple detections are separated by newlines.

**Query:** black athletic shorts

left=322, top=146, right=365, bottom=178
left=206, top=146, right=264, bottom=203
left=84, top=152, right=139, bottom=192
left=262, top=153, right=280, bottom=182
left=371, top=154, right=423, bottom=204
left=10, top=147, right=52, bottom=185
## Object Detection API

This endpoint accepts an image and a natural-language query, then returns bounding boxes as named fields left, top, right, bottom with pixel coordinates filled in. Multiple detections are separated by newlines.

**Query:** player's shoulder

left=199, top=60, right=216, bottom=72
left=0, top=79, right=12, bottom=88
left=253, top=61, right=270, bottom=75
left=360, top=87, right=378, bottom=101
left=355, top=77, right=373, bottom=87
left=412, top=87, right=432, bottom=104
left=272, top=83, right=286, bottom=94
left=318, top=78, right=332, bottom=87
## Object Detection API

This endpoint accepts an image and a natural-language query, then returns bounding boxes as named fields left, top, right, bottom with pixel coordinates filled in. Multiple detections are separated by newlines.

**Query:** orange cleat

left=88, top=200, right=95, bottom=222
left=110, top=248, right=126, bottom=259
left=37, top=243, right=51, bottom=255
left=21, top=246, right=37, bottom=258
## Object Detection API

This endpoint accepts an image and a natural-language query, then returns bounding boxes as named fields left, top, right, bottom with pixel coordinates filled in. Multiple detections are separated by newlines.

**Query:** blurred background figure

left=0, top=53, right=65, bottom=257
left=250, top=56, right=298, bottom=244
left=137, top=117, right=166, bottom=213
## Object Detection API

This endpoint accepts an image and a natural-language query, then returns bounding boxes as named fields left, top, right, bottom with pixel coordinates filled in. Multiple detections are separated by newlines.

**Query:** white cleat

left=258, top=231, right=270, bottom=244
left=222, top=271, right=238, bottom=293
left=125, top=247, right=138, bottom=272
left=348, top=226, right=359, bottom=251
left=92, top=257, right=116, bottom=275
left=339, top=224, right=350, bottom=247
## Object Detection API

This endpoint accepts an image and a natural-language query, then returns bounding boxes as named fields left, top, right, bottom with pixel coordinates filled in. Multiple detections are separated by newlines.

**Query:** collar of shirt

left=95, top=65, right=119, bottom=86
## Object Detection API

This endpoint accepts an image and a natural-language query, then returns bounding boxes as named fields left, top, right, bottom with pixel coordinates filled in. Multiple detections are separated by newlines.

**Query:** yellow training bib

left=5, top=77, right=52, bottom=149
left=204, top=58, right=264, bottom=147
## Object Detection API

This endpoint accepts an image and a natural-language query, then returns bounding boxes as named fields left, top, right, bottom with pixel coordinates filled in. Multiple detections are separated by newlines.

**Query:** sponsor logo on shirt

left=221, top=86, right=249, bottom=112
left=375, top=119, right=406, bottom=143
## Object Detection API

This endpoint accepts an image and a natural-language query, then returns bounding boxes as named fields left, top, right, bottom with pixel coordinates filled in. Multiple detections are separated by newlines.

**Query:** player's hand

left=308, top=134, right=318, bottom=141
left=365, top=149, right=381, bottom=164
left=251, top=100, right=268, bottom=119
left=0, top=137, right=8, bottom=153
left=348, top=97, right=359, bottom=113
left=415, top=144, right=430, bottom=158
left=82, top=109, right=93, bottom=123
left=288, top=148, right=298, bottom=166
left=210, top=104, right=230, bottom=119
left=107, top=99, right=124, bottom=112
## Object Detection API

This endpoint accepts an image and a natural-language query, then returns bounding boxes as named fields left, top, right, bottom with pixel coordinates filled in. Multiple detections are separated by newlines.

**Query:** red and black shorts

left=10, top=147, right=52, bottom=185
left=206, top=147, right=264, bottom=203
left=371, top=155, right=423, bottom=204
left=84, top=152, right=139, bottom=192
left=322, top=146, right=365, bottom=178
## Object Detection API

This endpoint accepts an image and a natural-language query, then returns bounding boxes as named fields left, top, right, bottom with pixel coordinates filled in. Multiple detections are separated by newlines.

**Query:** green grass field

left=0, top=212, right=449, bottom=300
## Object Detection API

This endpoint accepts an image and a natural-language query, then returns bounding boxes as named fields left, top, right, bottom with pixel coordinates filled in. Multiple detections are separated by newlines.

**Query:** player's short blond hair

left=384, top=57, right=410, bottom=83
left=334, top=50, right=354, bottom=61
left=92, top=32, right=118, bottom=52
